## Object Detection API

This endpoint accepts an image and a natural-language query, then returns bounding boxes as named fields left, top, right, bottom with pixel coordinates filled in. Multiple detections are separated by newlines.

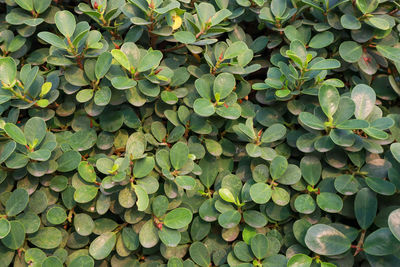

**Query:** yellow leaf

left=172, top=15, right=182, bottom=30
left=36, top=99, right=49, bottom=108
left=40, top=82, right=52, bottom=97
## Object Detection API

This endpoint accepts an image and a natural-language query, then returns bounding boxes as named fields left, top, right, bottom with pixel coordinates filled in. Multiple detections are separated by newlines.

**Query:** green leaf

left=57, top=150, right=81, bottom=172
left=287, top=254, right=312, bottom=267
left=33, top=0, right=51, bottom=13
left=299, top=112, right=325, bottom=130
left=351, top=84, right=376, bottom=120
left=0, top=219, right=10, bottom=238
left=126, top=132, right=146, bottom=159
left=196, top=2, right=216, bottom=26
left=389, top=209, right=400, bottom=242
left=271, top=0, right=286, bottom=18
left=111, top=49, right=131, bottom=70
left=89, top=232, right=116, bottom=260
left=272, top=187, right=290, bottom=206
left=224, top=41, right=247, bottom=59
left=168, top=258, right=183, bottom=267
left=174, top=31, right=196, bottom=44
left=189, top=242, right=211, bottom=267
left=340, top=14, right=361, bottom=30
left=261, top=123, right=287, bottom=143
left=164, top=208, right=193, bottom=229
left=204, top=138, right=222, bottom=156
left=1, top=221, right=25, bottom=250
left=329, top=128, right=355, bottom=147
left=55, top=10, right=76, bottom=38
left=69, top=255, right=94, bottom=267
left=134, top=184, right=149, bottom=211
left=65, top=66, right=90, bottom=86
left=319, top=85, right=339, bottom=119
left=218, top=210, right=241, bottom=228
left=111, top=76, right=137, bottom=89
left=122, top=227, right=139, bottom=250
left=74, top=185, right=98, bottom=203
left=152, top=195, right=169, bottom=218
left=74, top=213, right=94, bottom=236
left=310, top=59, right=340, bottom=70
left=42, top=256, right=63, bottom=267
left=270, top=155, right=288, bottom=179
left=46, top=206, right=67, bottom=225
left=300, top=156, right=321, bottom=186
left=305, top=224, right=351, bottom=256
left=355, top=188, right=377, bottom=229
left=4, top=123, right=26, bottom=145
left=219, top=188, right=236, bottom=203
left=368, top=16, right=390, bottom=30
left=365, top=176, right=396, bottom=195
left=336, top=119, right=369, bottom=130
left=175, top=176, right=196, bottom=190
left=334, top=174, right=360, bottom=195
left=0, top=57, right=17, bottom=85
left=170, top=142, right=189, bottom=170
left=250, top=183, right=272, bottom=204
left=376, top=45, right=400, bottom=63
left=78, top=161, right=97, bottom=183
left=15, top=0, right=33, bottom=11
left=364, top=127, right=388, bottom=140
left=391, top=143, right=400, bottom=163
left=94, top=86, right=111, bottom=106
left=0, top=141, right=16, bottom=164
left=95, top=52, right=112, bottom=80
left=356, top=0, right=378, bottom=13
left=133, top=156, right=155, bottom=178
left=364, top=228, right=400, bottom=256
left=6, top=188, right=29, bottom=216
left=28, top=227, right=62, bottom=249
left=139, top=220, right=159, bottom=248
left=339, top=41, right=362, bottom=63
left=294, top=194, right=316, bottom=214
left=193, top=98, right=215, bottom=117
left=158, top=227, right=181, bottom=247
left=38, top=32, right=67, bottom=49
left=24, top=117, right=47, bottom=147
left=316, top=192, right=343, bottom=213
left=213, top=72, right=235, bottom=99
left=211, top=9, right=232, bottom=26
left=309, top=31, right=334, bottom=49
left=250, top=234, right=268, bottom=259
left=138, top=50, right=163, bottom=72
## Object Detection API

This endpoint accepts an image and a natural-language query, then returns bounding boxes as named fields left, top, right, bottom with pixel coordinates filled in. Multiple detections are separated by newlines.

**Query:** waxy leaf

left=319, top=85, right=339, bottom=119
left=305, top=224, right=351, bottom=256
left=164, top=208, right=193, bottom=229
left=89, top=232, right=117, bottom=260
left=0, top=57, right=17, bottom=85
left=170, top=142, right=189, bottom=170
left=55, top=10, right=76, bottom=37
left=6, top=188, right=29, bottom=216
left=4, top=123, right=26, bottom=145
left=300, top=156, right=321, bottom=186
left=389, top=209, right=400, bottom=242
left=355, top=188, right=377, bottom=229
left=351, top=84, right=376, bottom=120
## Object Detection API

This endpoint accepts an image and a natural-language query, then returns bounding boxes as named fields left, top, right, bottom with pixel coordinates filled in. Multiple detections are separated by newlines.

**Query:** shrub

left=0, top=0, right=400, bottom=266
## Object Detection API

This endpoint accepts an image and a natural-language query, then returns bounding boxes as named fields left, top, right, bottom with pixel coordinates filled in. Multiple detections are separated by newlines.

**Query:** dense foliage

left=1, top=0, right=400, bottom=266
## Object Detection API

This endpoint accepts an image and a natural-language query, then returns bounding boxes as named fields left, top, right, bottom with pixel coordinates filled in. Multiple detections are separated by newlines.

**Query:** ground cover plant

left=1, top=0, right=400, bottom=266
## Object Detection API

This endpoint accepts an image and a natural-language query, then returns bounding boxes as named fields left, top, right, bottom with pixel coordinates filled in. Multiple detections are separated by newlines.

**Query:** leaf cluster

left=1, top=0, right=400, bottom=266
